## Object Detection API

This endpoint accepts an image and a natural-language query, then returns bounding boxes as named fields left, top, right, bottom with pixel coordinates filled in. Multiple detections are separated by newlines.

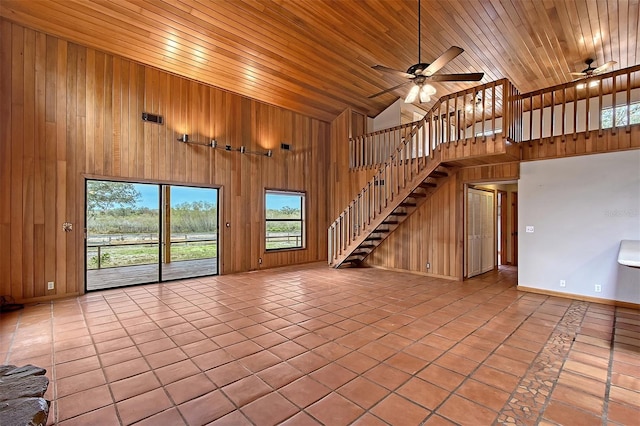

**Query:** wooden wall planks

left=362, top=163, right=520, bottom=279
left=3, top=0, right=637, bottom=121
left=0, top=20, right=330, bottom=302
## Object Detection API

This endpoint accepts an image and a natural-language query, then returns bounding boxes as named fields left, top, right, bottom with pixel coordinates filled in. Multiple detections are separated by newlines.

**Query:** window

left=265, top=190, right=305, bottom=251
left=601, top=101, right=640, bottom=128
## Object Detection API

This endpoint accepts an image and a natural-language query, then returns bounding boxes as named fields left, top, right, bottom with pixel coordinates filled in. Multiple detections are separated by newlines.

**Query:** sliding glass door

left=85, top=180, right=218, bottom=291
left=161, top=186, right=218, bottom=281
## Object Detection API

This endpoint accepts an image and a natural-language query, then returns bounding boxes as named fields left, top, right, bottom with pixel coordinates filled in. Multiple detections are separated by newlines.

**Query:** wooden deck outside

left=86, top=258, right=218, bottom=291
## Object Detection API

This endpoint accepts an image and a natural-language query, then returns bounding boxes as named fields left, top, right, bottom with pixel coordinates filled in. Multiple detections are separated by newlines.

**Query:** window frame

left=601, top=101, right=640, bottom=128
left=264, top=189, right=306, bottom=252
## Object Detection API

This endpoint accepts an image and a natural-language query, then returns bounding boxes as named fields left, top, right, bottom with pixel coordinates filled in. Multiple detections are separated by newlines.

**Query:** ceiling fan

left=369, top=0, right=484, bottom=104
left=570, top=58, right=617, bottom=79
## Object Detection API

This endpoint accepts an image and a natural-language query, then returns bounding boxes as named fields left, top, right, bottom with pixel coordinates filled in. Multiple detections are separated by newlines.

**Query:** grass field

left=87, top=242, right=217, bottom=269
left=87, top=233, right=301, bottom=269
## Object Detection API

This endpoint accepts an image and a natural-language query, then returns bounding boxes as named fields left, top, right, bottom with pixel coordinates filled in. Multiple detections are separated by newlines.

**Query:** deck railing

left=331, top=79, right=519, bottom=264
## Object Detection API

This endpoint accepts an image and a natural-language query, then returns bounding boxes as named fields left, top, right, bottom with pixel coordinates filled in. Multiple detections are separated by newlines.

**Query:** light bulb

left=405, top=85, right=420, bottom=103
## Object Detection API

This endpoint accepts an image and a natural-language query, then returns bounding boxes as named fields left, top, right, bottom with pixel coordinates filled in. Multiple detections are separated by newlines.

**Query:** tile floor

left=1, top=263, right=638, bottom=425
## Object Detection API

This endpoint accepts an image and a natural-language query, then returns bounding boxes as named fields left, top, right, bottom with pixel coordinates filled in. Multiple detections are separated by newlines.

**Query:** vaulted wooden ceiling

left=1, top=0, right=637, bottom=122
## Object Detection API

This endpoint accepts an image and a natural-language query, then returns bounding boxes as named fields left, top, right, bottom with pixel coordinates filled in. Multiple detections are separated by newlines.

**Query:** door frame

left=497, top=190, right=508, bottom=265
left=464, top=180, right=519, bottom=279
left=465, top=185, right=496, bottom=278
left=511, top=192, right=518, bottom=266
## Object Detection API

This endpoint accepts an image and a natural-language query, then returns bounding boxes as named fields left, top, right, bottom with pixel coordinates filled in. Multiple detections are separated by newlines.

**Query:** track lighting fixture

left=176, top=134, right=272, bottom=157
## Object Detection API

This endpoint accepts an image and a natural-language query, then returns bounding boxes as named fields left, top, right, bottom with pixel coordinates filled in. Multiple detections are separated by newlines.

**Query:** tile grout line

left=495, top=299, right=589, bottom=425
left=415, top=289, right=550, bottom=425
left=601, top=306, right=617, bottom=426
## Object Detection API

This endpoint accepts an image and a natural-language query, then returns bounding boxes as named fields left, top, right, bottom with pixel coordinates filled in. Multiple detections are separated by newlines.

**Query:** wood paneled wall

left=328, top=109, right=376, bottom=222
left=363, top=163, right=520, bottom=279
left=520, top=127, right=640, bottom=161
left=0, top=20, right=330, bottom=302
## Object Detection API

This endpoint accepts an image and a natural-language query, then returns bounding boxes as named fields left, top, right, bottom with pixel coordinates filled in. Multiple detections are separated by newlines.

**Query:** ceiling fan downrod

left=417, top=0, right=421, bottom=64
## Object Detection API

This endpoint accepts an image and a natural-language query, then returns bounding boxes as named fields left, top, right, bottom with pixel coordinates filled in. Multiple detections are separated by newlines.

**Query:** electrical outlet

left=426, top=262, right=430, bottom=269
left=559, top=280, right=566, bottom=287
left=258, top=257, right=262, bottom=265
left=47, top=281, right=54, bottom=290
left=595, top=284, right=602, bottom=293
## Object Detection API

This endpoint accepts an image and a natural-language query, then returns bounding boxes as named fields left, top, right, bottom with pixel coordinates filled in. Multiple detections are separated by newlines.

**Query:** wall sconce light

left=178, top=134, right=189, bottom=142
left=240, top=146, right=246, bottom=153
left=210, top=139, right=217, bottom=148
left=266, top=150, right=273, bottom=157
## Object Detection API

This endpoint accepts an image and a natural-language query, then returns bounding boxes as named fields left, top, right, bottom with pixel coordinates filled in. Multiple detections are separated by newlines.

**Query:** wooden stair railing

left=349, top=121, right=420, bottom=170
left=330, top=79, right=518, bottom=268
left=328, top=106, right=447, bottom=267
left=328, top=157, right=452, bottom=267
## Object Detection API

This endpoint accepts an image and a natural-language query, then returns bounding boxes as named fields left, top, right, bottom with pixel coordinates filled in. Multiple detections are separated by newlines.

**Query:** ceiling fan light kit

left=370, top=0, right=484, bottom=103
left=405, top=81, right=436, bottom=103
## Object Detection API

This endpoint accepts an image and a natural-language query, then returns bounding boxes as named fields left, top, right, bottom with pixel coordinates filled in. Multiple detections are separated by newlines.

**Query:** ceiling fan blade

left=369, top=81, right=412, bottom=98
left=593, top=61, right=616, bottom=74
left=372, top=65, right=415, bottom=79
left=570, top=72, right=587, bottom=76
left=422, top=46, right=464, bottom=76
left=430, top=73, right=484, bottom=82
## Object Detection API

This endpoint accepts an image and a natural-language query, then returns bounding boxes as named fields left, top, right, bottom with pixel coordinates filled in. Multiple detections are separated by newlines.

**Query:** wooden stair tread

left=429, top=170, right=448, bottom=178
left=418, top=182, right=437, bottom=189
left=399, top=202, right=417, bottom=207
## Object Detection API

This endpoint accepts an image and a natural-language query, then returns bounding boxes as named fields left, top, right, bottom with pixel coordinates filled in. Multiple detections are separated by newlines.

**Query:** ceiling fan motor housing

left=407, top=63, right=431, bottom=75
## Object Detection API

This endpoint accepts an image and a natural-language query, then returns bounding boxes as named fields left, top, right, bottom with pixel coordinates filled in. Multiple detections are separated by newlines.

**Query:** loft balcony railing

left=349, top=65, right=640, bottom=169
left=349, top=79, right=520, bottom=170
left=518, top=64, right=640, bottom=144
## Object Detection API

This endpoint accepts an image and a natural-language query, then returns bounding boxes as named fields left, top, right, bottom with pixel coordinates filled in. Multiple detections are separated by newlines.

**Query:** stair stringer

left=330, top=150, right=449, bottom=268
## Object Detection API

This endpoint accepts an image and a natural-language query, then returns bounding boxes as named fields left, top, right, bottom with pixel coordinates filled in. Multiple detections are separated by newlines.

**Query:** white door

left=467, top=188, right=495, bottom=278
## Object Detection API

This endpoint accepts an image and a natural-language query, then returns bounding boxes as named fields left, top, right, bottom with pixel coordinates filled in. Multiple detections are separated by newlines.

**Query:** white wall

left=371, top=99, right=402, bottom=131
left=519, top=150, right=640, bottom=303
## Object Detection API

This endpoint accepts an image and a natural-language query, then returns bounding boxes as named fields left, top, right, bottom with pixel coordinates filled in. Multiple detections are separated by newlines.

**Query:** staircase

left=333, top=161, right=453, bottom=267
left=329, top=79, right=519, bottom=268
left=328, top=111, right=455, bottom=267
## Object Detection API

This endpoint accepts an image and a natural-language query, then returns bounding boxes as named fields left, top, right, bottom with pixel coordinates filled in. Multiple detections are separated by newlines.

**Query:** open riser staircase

left=328, top=79, right=520, bottom=268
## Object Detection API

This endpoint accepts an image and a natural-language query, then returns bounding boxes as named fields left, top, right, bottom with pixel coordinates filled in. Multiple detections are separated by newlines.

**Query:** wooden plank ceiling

left=1, top=0, right=637, bottom=122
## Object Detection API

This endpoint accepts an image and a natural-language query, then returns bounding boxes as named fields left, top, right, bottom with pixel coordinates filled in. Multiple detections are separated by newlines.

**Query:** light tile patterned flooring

left=1, top=263, right=639, bottom=425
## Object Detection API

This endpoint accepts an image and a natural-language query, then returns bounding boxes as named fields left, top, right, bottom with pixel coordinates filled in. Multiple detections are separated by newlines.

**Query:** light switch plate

left=525, top=226, right=534, bottom=233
